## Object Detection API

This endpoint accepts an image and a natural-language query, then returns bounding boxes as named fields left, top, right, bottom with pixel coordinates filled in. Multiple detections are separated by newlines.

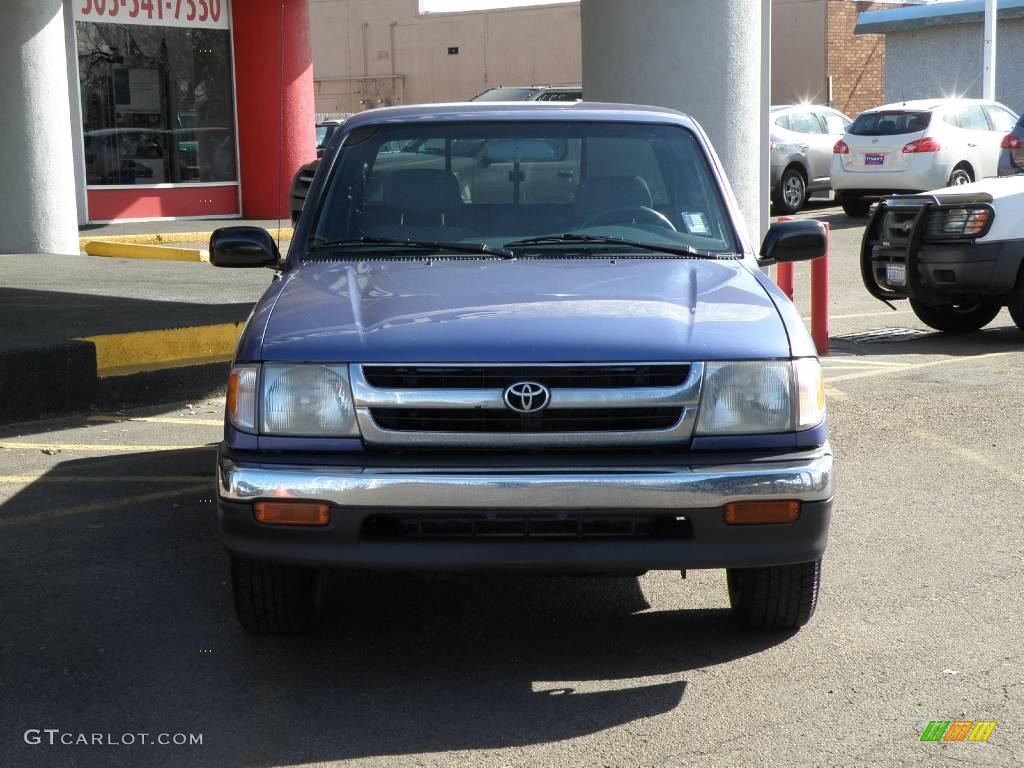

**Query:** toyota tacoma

left=211, top=102, right=834, bottom=635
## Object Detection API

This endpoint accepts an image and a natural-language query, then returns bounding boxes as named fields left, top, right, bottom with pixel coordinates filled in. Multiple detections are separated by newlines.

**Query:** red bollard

left=773, top=216, right=795, bottom=300
left=811, top=222, right=830, bottom=355
left=776, top=261, right=795, bottom=301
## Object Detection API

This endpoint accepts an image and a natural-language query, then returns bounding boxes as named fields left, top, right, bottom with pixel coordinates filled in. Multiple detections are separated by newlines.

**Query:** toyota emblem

left=503, top=381, right=550, bottom=414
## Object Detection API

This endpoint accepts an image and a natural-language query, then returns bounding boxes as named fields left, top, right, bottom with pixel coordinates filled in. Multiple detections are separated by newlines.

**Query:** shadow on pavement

left=0, top=448, right=793, bottom=768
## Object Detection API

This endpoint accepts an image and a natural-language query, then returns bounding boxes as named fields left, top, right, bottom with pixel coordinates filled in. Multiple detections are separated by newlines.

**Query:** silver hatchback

left=770, top=105, right=851, bottom=214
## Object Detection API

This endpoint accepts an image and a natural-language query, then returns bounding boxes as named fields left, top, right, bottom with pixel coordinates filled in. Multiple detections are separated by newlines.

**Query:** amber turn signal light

left=723, top=500, right=800, bottom=525
left=254, top=501, right=331, bottom=526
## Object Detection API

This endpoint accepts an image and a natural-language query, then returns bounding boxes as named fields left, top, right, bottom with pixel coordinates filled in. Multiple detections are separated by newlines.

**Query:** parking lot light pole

left=983, top=0, right=996, bottom=100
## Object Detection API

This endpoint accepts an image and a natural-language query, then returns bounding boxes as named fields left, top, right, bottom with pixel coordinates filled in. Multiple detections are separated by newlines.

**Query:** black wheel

left=840, top=195, right=871, bottom=217
left=230, top=557, right=323, bottom=635
left=727, top=559, right=822, bottom=630
left=772, top=166, right=807, bottom=215
left=1007, top=279, right=1024, bottom=331
left=947, top=165, right=973, bottom=187
left=909, top=298, right=1000, bottom=333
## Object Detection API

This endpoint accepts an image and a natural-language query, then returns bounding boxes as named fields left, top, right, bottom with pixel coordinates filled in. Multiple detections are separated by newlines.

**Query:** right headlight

left=262, top=364, right=358, bottom=437
left=695, top=359, right=824, bottom=435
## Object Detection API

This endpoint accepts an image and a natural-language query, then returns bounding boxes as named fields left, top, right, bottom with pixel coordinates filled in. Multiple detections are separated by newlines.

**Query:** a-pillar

left=0, top=1, right=79, bottom=255
left=581, top=0, right=768, bottom=245
left=232, top=0, right=316, bottom=219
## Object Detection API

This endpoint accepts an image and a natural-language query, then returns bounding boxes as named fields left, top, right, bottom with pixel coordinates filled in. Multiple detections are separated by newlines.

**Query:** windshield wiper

left=502, top=233, right=736, bottom=259
left=307, top=236, right=514, bottom=259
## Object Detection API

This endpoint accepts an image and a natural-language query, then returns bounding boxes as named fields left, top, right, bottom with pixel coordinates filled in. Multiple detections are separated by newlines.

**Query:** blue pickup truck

left=211, top=102, right=833, bottom=635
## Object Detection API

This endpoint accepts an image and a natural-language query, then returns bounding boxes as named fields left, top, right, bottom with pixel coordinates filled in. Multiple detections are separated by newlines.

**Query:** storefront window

left=77, top=19, right=236, bottom=185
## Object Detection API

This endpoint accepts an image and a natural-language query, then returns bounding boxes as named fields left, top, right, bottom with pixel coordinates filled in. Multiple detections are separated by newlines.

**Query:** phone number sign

left=74, top=0, right=230, bottom=29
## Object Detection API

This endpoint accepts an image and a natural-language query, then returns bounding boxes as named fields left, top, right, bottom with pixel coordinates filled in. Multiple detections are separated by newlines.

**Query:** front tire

left=909, top=298, right=1000, bottom=333
left=839, top=194, right=871, bottom=217
left=230, top=557, right=323, bottom=635
left=772, top=167, right=807, bottom=215
left=727, top=559, right=822, bottom=630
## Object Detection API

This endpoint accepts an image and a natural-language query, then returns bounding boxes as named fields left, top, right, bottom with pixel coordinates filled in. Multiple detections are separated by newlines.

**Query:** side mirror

left=210, top=226, right=280, bottom=268
left=758, top=219, right=826, bottom=267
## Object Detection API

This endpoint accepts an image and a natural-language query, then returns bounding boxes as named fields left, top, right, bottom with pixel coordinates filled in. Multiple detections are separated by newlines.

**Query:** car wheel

left=772, top=167, right=807, bottom=215
left=948, top=166, right=973, bottom=186
left=230, top=557, right=323, bottom=635
left=727, top=559, right=822, bottom=630
left=909, top=298, right=1000, bottom=333
left=1005, top=277, right=1024, bottom=331
left=839, top=195, right=871, bottom=217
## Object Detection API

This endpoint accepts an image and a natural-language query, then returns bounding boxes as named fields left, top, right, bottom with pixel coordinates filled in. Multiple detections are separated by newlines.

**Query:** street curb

left=0, top=323, right=243, bottom=424
left=82, top=240, right=207, bottom=262
left=78, top=227, right=293, bottom=249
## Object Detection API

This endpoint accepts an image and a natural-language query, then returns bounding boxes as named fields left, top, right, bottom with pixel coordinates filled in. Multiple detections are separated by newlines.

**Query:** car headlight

left=695, top=359, right=824, bottom=435
left=925, top=205, right=993, bottom=240
left=261, top=364, right=358, bottom=436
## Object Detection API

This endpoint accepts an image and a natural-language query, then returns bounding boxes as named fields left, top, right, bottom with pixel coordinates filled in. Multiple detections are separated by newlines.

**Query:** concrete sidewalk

left=0, top=251, right=272, bottom=423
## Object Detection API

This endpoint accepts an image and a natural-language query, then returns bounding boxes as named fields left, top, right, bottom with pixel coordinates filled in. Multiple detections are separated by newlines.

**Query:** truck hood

left=255, top=257, right=791, bottom=363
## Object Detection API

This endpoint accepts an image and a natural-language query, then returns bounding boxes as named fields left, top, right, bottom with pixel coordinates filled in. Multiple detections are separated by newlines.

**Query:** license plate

left=865, top=153, right=885, bottom=166
left=886, top=264, right=906, bottom=286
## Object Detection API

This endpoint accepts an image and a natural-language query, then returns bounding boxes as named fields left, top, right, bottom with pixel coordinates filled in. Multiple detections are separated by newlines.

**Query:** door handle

left=967, top=143, right=977, bottom=148
left=557, top=170, right=575, bottom=179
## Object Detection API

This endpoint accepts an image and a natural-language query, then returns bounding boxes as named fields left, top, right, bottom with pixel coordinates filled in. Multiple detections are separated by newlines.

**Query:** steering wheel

left=582, top=205, right=678, bottom=231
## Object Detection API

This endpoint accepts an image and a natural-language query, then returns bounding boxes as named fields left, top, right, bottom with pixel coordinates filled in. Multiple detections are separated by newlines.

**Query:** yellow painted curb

left=79, top=227, right=292, bottom=249
left=83, top=240, right=206, bottom=263
left=78, top=322, right=244, bottom=378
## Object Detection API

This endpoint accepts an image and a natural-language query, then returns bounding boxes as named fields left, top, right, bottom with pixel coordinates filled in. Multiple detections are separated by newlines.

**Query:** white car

left=770, top=104, right=852, bottom=215
left=832, top=98, right=1018, bottom=217
left=860, top=175, right=1024, bottom=332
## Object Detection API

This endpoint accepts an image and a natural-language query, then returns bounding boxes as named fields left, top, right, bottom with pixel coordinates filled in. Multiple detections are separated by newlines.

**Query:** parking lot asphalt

left=2, top=204, right=1023, bottom=767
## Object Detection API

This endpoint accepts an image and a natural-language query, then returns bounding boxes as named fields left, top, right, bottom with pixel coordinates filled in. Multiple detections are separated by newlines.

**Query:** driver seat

left=574, top=175, right=653, bottom=224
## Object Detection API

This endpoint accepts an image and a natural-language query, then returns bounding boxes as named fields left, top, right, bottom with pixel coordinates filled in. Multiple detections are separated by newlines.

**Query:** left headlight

left=262, top=364, right=359, bottom=436
left=695, top=359, right=824, bottom=435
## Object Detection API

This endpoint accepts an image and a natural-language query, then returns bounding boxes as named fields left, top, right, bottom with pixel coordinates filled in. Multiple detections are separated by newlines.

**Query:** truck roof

left=341, top=101, right=699, bottom=131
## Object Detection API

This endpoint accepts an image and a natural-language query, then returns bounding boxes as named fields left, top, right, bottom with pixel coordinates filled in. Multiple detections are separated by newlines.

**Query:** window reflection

left=77, top=22, right=237, bottom=185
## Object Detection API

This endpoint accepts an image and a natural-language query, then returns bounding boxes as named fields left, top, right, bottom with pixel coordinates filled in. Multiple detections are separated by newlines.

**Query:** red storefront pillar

left=232, top=0, right=315, bottom=219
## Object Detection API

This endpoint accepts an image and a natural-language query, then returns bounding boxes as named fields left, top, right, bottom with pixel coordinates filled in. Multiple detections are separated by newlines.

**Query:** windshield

left=308, top=121, right=737, bottom=257
left=849, top=111, right=931, bottom=136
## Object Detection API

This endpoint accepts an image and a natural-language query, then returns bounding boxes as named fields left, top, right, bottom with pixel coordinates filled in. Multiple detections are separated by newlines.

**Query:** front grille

left=352, top=362, right=702, bottom=447
left=361, top=512, right=693, bottom=540
left=881, top=208, right=920, bottom=247
left=362, top=364, right=690, bottom=389
left=369, top=407, right=683, bottom=433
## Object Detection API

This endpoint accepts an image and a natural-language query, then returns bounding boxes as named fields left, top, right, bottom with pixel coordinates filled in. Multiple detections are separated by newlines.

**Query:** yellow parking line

left=822, top=358, right=906, bottom=367
left=88, top=415, right=223, bottom=427
left=0, top=482, right=213, bottom=527
left=824, top=387, right=848, bottom=402
left=0, top=475, right=208, bottom=485
left=827, top=352, right=1013, bottom=384
left=825, top=310, right=912, bottom=321
left=911, top=429, right=1024, bottom=487
left=0, top=442, right=214, bottom=453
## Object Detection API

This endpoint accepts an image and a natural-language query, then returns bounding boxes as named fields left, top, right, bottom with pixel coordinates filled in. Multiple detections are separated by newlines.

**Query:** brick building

left=772, top=0, right=920, bottom=118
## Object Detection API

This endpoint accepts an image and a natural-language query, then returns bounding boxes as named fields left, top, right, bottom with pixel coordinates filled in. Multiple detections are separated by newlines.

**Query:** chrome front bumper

left=217, top=448, right=834, bottom=571
left=218, top=451, right=834, bottom=509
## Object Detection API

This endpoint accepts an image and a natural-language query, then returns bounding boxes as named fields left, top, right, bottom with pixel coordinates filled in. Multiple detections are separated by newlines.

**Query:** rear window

left=849, top=111, right=931, bottom=136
